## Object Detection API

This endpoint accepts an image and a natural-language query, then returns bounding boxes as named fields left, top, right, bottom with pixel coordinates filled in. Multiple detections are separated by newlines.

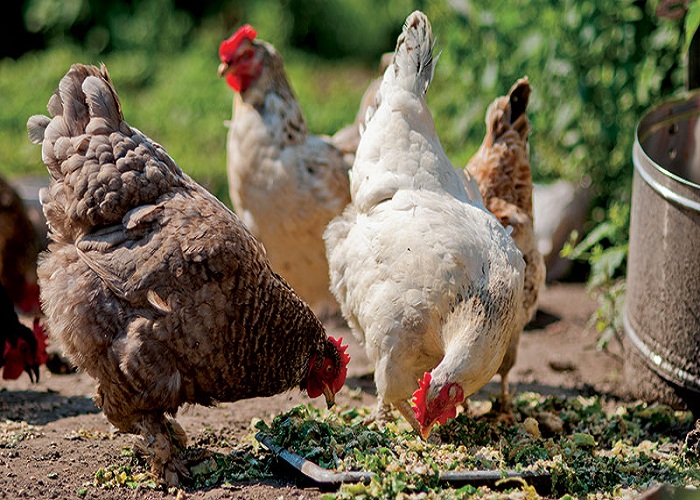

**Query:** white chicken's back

left=328, top=189, right=521, bottom=396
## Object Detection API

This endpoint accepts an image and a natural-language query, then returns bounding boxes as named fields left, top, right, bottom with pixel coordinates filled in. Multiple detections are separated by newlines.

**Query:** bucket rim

left=635, top=90, right=700, bottom=191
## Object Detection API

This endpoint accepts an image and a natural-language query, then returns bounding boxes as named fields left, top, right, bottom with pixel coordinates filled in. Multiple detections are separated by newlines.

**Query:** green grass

left=1, top=0, right=688, bottom=215
left=0, top=31, right=374, bottom=206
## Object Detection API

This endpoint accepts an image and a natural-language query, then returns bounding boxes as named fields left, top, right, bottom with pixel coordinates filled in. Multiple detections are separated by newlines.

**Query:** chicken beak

left=217, top=62, right=230, bottom=78
left=420, top=422, right=434, bottom=441
left=323, top=384, right=335, bottom=409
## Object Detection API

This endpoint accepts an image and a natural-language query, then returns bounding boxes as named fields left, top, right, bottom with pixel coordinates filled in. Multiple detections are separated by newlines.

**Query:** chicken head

left=218, top=24, right=264, bottom=92
left=3, top=318, right=48, bottom=382
left=306, top=336, right=350, bottom=408
left=412, top=372, right=465, bottom=440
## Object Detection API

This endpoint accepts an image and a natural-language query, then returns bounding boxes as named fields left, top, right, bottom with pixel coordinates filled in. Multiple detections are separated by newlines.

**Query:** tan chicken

left=324, top=11, right=525, bottom=440
left=465, top=78, right=545, bottom=406
left=28, top=63, right=349, bottom=486
left=217, top=25, right=352, bottom=317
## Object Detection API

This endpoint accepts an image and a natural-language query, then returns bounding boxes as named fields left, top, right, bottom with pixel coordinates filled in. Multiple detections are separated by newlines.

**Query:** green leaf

left=685, top=0, right=700, bottom=55
left=566, top=222, right=617, bottom=260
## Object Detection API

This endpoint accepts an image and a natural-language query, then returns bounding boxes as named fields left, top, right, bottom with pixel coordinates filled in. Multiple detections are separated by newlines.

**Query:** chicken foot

left=362, top=399, right=394, bottom=427
left=135, top=415, right=189, bottom=486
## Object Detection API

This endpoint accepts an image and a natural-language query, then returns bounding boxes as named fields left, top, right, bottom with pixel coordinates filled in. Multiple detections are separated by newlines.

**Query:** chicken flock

left=10, top=9, right=543, bottom=486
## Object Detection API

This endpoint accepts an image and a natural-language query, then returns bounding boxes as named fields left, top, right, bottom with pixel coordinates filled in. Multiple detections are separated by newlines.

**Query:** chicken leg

left=135, top=415, right=189, bottom=486
left=363, top=398, right=423, bottom=436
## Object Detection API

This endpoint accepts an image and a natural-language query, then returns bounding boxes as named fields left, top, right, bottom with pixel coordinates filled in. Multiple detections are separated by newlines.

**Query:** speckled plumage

left=325, top=12, right=525, bottom=435
left=28, top=64, right=342, bottom=485
left=224, top=38, right=351, bottom=317
left=465, top=78, right=546, bottom=404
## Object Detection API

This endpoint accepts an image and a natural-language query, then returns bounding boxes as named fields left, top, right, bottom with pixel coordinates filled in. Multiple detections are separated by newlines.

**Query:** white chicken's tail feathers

left=391, top=11, right=436, bottom=96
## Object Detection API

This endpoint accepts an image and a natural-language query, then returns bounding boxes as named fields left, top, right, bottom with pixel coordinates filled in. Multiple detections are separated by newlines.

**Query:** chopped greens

left=89, top=392, right=699, bottom=498
left=256, top=393, right=700, bottom=498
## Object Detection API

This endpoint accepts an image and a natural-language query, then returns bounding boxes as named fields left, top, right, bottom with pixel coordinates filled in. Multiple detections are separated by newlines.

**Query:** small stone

left=521, top=417, right=541, bottom=438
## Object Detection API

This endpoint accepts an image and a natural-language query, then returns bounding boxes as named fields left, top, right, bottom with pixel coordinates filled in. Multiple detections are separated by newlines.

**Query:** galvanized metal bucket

left=624, top=92, right=700, bottom=414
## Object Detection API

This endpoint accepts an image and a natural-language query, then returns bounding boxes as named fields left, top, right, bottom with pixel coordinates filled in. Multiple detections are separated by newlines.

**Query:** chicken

left=1, top=282, right=47, bottom=382
left=217, top=25, right=351, bottom=317
left=465, top=78, right=545, bottom=406
left=0, top=175, right=48, bottom=381
left=324, top=11, right=525, bottom=440
left=27, top=63, right=350, bottom=486
left=0, top=174, right=41, bottom=315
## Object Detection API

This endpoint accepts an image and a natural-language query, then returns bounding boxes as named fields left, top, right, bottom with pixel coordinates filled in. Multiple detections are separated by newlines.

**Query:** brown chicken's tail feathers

left=391, top=11, right=436, bottom=96
left=485, top=77, right=531, bottom=143
left=28, top=63, right=185, bottom=234
left=28, top=65, right=122, bottom=153
left=508, top=78, right=530, bottom=125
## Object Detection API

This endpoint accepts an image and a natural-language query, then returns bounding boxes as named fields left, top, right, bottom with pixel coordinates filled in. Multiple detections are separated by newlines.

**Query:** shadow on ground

left=0, top=389, right=100, bottom=424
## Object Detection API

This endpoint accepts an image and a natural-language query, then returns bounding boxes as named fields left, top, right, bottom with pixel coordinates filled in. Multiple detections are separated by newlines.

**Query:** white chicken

left=324, top=11, right=525, bottom=439
left=218, top=25, right=351, bottom=317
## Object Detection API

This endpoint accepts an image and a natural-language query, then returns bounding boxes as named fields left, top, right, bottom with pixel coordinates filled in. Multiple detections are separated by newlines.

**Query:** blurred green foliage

left=0, top=0, right=692, bottom=213
left=562, top=202, right=630, bottom=350
left=423, top=0, right=685, bottom=209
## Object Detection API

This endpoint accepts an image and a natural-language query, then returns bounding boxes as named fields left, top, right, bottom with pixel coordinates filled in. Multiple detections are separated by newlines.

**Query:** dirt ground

left=0, top=282, right=632, bottom=499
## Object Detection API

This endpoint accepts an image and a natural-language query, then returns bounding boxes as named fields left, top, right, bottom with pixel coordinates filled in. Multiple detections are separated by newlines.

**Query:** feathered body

left=325, top=12, right=525, bottom=437
left=29, top=64, right=348, bottom=485
left=0, top=174, right=41, bottom=314
left=466, top=78, right=545, bottom=403
left=219, top=27, right=351, bottom=316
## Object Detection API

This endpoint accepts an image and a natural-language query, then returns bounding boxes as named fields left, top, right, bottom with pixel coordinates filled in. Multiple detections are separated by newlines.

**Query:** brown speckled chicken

left=218, top=25, right=351, bottom=317
left=28, top=64, right=349, bottom=486
left=465, top=78, right=545, bottom=405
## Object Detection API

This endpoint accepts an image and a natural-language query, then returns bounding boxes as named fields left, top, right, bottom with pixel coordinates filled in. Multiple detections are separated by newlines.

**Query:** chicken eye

left=239, top=49, right=254, bottom=62
left=324, top=361, right=333, bottom=375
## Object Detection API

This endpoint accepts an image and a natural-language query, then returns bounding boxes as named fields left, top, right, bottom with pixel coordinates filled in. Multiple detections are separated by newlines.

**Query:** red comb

left=219, top=24, right=258, bottom=60
left=329, top=336, right=350, bottom=365
left=411, top=372, right=432, bottom=423
left=328, top=336, right=349, bottom=393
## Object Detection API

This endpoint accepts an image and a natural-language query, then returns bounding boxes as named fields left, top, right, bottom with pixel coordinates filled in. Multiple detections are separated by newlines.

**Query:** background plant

left=0, top=0, right=690, bottom=234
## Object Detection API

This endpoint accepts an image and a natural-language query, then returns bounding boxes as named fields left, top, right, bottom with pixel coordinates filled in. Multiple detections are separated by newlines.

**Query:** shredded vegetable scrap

left=256, top=393, right=700, bottom=498
left=87, top=392, right=699, bottom=498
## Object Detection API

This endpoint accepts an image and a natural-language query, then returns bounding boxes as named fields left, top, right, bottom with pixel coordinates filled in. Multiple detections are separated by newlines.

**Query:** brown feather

left=465, top=77, right=546, bottom=403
